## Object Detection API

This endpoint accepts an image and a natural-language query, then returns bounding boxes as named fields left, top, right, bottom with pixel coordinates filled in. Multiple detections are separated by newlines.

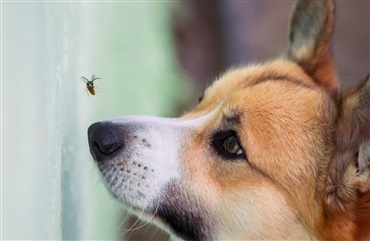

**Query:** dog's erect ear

left=326, top=75, right=370, bottom=213
left=285, top=0, right=337, bottom=92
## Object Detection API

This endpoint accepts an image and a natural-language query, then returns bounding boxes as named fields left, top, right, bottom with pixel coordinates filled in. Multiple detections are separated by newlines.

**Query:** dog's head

left=88, top=1, right=370, bottom=240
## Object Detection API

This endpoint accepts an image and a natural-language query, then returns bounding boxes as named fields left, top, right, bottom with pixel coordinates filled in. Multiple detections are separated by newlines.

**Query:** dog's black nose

left=88, top=122, right=123, bottom=162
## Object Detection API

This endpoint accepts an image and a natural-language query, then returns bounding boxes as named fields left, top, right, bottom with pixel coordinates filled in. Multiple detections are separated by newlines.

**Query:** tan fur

left=89, top=0, right=370, bottom=240
left=177, top=0, right=370, bottom=239
left=179, top=60, right=330, bottom=239
left=177, top=62, right=369, bottom=240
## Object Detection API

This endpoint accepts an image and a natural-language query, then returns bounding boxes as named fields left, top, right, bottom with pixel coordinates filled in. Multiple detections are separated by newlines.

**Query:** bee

left=81, top=74, right=101, bottom=96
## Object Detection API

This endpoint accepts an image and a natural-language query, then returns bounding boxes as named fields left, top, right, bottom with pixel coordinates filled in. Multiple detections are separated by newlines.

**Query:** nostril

left=94, top=140, right=122, bottom=155
left=93, top=141, right=99, bottom=151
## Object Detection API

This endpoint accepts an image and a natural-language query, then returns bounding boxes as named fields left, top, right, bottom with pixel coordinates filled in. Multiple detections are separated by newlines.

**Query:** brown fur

left=89, top=0, right=370, bottom=240
left=324, top=76, right=370, bottom=240
left=183, top=0, right=370, bottom=239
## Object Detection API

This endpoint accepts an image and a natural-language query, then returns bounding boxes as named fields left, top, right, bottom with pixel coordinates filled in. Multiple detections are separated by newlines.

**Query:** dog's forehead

left=210, top=61, right=315, bottom=97
left=187, top=60, right=321, bottom=118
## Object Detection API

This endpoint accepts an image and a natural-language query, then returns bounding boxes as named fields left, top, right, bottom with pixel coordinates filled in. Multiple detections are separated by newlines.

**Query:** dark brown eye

left=223, top=136, right=243, bottom=155
left=212, top=130, right=245, bottom=159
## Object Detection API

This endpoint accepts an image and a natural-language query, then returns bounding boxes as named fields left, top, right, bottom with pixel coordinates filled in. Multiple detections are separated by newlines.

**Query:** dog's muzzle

left=86, top=117, right=214, bottom=241
left=87, top=122, right=124, bottom=162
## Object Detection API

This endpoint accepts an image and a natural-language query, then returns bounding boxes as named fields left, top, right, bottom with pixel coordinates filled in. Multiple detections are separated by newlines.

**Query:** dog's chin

left=125, top=205, right=174, bottom=235
left=100, top=170, right=214, bottom=240
left=116, top=194, right=215, bottom=241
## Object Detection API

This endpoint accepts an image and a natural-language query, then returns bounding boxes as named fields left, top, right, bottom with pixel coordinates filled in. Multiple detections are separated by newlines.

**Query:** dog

left=88, top=0, right=370, bottom=240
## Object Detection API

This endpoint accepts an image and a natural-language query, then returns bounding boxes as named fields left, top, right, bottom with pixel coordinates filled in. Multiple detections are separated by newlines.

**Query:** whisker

left=117, top=206, right=133, bottom=230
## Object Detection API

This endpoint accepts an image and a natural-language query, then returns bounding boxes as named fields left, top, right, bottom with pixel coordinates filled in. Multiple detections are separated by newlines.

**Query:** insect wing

left=91, top=74, right=101, bottom=82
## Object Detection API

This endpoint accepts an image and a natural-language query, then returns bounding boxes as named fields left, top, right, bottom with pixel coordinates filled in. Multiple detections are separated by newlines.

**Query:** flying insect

left=81, top=74, right=101, bottom=96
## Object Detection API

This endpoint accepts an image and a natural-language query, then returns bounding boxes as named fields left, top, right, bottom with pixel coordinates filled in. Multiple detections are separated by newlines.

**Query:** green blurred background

left=2, top=1, right=369, bottom=240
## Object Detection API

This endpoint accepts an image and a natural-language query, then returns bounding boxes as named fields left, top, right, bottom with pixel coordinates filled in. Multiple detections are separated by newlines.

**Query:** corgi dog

left=87, top=0, right=370, bottom=240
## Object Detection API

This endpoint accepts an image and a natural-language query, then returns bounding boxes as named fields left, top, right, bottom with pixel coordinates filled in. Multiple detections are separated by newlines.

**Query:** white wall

left=2, top=2, right=190, bottom=240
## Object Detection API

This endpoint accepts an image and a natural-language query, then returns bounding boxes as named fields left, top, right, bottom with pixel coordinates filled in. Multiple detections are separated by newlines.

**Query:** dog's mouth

left=97, top=163, right=215, bottom=241
left=123, top=201, right=212, bottom=241
left=153, top=183, right=216, bottom=241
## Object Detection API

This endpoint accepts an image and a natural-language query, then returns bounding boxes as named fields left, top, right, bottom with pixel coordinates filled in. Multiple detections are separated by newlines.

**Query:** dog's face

left=88, top=61, right=333, bottom=239
left=88, top=1, right=370, bottom=240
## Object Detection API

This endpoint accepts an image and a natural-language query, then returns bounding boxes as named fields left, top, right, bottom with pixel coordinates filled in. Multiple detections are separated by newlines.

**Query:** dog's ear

left=285, top=0, right=337, bottom=92
left=326, top=75, right=370, bottom=213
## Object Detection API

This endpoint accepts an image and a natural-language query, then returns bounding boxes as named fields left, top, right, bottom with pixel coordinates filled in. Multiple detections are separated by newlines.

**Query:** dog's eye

left=198, top=96, right=203, bottom=103
left=212, top=131, right=245, bottom=159
left=223, top=136, right=243, bottom=155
